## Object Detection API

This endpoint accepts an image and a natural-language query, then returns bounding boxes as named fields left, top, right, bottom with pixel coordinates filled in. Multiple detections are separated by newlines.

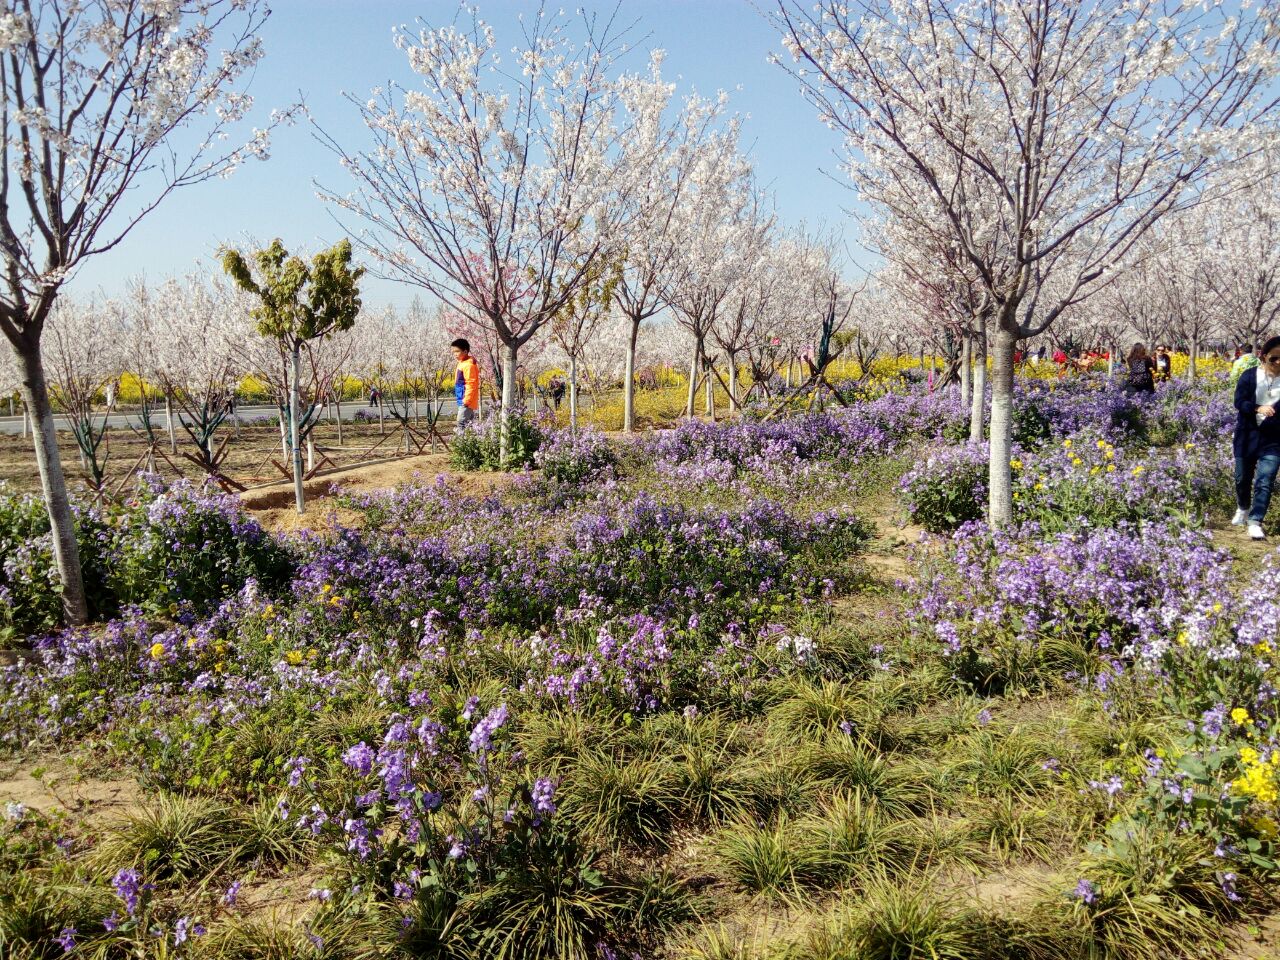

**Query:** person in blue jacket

left=1233, top=335, right=1280, bottom=540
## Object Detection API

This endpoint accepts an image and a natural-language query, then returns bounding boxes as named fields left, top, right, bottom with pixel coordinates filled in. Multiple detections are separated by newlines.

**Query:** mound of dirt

left=240, top=453, right=519, bottom=533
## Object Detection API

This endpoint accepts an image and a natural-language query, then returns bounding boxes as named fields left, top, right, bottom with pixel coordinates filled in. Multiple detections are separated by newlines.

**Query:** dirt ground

left=0, top=417, right=453, bottom=499
left=239, top=451, right=516, bottom=532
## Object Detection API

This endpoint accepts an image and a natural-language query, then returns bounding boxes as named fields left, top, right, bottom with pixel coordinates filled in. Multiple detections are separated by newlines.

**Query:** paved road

left=0, top=400, right=460, bottom=435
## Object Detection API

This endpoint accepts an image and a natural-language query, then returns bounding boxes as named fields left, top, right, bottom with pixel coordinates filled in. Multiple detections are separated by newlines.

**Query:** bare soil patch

left=0, top=757, right=140, bottom=826
left=238, top=452, right=518, bottom=533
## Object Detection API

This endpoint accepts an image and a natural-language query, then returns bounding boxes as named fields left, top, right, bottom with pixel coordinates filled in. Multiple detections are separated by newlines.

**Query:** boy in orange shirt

left=451, top=338, right=481, bottom=431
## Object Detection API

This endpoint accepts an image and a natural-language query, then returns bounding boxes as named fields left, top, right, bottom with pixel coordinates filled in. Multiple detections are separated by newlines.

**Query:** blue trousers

left=1235, top=454, right=1280, bottom=523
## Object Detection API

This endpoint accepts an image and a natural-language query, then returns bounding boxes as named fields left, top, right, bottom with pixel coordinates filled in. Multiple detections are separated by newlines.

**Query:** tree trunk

left=1187, top=339, right=1198, bottom=381
left=569, top=352, right=579, bottom=434
left=165, top=393, right=177, bottom=454
left=970, top=321, right=987, bottom=445
left=705, top=356, right=714, bottom=420
left=784, top=357, right=792, bottom=389
left=623, top=315, right=640, bottom=433
left=15, top=340, right=89, bottom=625
left=959, top=333, right=972, bottom=409
left=685, top=341, right=699, bottom=419
left=727, top=355, right=738, bottom=416
left=499, top=340, right=518, bottom=467
left=290, top=343, right=306, bottom=513
left=987, top=322, right=1018, bottom=528
left=335, top=396, right=343, bottom=445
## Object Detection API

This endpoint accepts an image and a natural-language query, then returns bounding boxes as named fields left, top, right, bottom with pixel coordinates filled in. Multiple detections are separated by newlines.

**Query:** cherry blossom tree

left=141, top=274, right=245, bottom=488
left=44, top=297, right=126, bottom=500
left=1202, top=159, right=1280, bottom=351
left=321, top=8, right=647, bottom=464
left=0, top=0, right=288, bottom=623
left=611, top=58, right=734, bottom=431
left=662, top=152, right=761, bottom=419
left=777, top=0, right=1280, bottom=525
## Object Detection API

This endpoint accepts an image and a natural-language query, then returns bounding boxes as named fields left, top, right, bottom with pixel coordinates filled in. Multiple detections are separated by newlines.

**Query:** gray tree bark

left=290, top=342, right=305, bottom=514
left=969, top=322, right=987, bottom=444
left=987, top=323, right=1018, bottom=527
left=499, top=340, right=518, bottom=466
left=16, top=340, right=88, bottom=625
left=622, top=316, right=640, bottom=433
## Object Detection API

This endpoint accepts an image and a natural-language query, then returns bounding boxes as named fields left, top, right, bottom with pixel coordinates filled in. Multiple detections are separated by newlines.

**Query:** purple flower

left=56, top=927, right=76, bottom=952
left=1088, top=776, right=1124, bottom=797
left=113, top=867, right=143, bottom=916
left=103, top=912, right=121, bottom=932
left=341, top=742, right=376, bottom=776
left=469, top=703, right=509, bottom=754
left=531, top=777, right=558, bottom=817
left=1221, top=872, right=1241, bottom=902
left=285, top=756, right=309, bottom=787
left=977, top=709, right=993, bottom=726
left=173, top=917, right=205, bottom=945
left=1073, top=879, right=1097, bottom=905
left=222, top=880, right=242, bottom=907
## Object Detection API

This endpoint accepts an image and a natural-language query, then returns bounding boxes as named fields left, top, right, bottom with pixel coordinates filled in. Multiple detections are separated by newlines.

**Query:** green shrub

left=451, top=414, right=543, bottom=471
left=897, top=445, right=988, bottom=533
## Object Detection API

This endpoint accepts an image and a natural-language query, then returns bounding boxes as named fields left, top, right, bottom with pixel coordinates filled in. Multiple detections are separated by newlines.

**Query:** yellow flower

left=285, top=650, right=303, bottom=666
left=1034, top=482, right=1046, bottom=492
left=1089, top=466, right=1100, bottom=476
left=1104, top=449, right=1114, bottom=460
left=1106, top=464, right=1116, bottom=473
left=186, top=637, right=197, bottom=650
left=1096, top=439, right=1107, bottom=449
left=1212, top=602, right=1223, bottom=615
left=1063, top=439, right=1073, bottom=449
left=149, top=642, right=166, bottom=660
left=321, top=584, right=332, bottom=594
left=214, top=661, right=225, bottom=674
left=1232, top=707, right=1251, bottom=726
left=1131, top=465, right=1145, bottom=476
left=1010, top=458, right=1023, bottom=470
left=263, top=604, right=275, bottom=618
left=1253, top=816, right=1279, bottom=841
left=1071, top=457, right=1083, bottom=467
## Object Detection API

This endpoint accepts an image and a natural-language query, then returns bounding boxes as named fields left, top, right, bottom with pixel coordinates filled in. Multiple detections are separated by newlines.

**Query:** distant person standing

left=1153, top=345, right=1172, bottom=383
left=1232, top=336, right=1280, bottom=541
left=1124, top=343, right=1156, bottom=394
left=452, top=338, right=480, bottom=431
left=1231, top=344, right=1260, bottom=384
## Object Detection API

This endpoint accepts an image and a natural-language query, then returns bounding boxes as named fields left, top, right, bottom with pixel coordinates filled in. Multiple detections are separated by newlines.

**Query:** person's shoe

left=1232, top=508, right=1248, bottom=526
left=1248, top=522, right=1266, bottom=541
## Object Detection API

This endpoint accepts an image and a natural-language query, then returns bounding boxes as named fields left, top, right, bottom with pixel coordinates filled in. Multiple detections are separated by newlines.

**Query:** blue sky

left=70, top=0, right=861, bottom=309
